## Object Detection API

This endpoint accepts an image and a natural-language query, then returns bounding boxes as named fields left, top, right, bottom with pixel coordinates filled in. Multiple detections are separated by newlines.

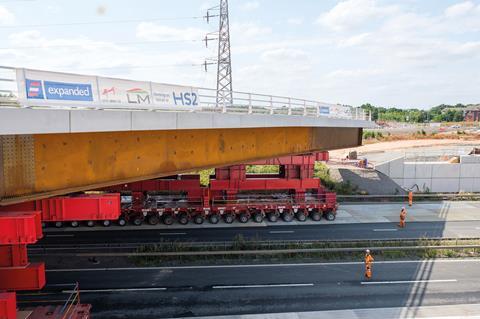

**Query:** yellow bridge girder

left=0, top=126, right=362, bottom=205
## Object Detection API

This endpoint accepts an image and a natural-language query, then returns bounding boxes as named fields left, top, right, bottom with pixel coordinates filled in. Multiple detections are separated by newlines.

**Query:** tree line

left=360, top=103, right=468, bottom=123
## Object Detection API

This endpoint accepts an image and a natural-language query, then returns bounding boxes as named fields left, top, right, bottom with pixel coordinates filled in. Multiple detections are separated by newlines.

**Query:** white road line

left=158, top=232, right=187, bottom=236
left=269, top=230, right=295, bottom=234
left=45, top=234, right=75, bottom=238
left=212, top=283, right=314, bottom=289
left=373, top=229, right=397, bottom=232
left=62, top=287, right=167, bottom=293
left=46, top=259, right=480, bottom=272
left=361, top=279, right=457, bottom=285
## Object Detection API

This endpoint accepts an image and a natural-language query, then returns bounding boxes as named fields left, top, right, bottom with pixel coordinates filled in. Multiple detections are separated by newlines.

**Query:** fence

left=0, top=66, right=370, bottom=121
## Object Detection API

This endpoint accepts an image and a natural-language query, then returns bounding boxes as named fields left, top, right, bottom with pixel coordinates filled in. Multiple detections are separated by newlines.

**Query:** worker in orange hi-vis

left=408, top=191, right=413, bottom=206
left=398, top=207, right=407, bottom=228
left=364, top=249, right=374, bottom=280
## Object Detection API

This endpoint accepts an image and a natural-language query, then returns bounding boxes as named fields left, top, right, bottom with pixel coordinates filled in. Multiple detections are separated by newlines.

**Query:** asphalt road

left=18, top=259, right=480, bottom=318
left=35, top=221, right=480, bottom=248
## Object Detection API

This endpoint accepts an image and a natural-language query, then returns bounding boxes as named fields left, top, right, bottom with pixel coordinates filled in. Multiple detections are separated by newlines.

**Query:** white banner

left=19, top=69, right=98, bottom=105
left=98, top=77, right=152, bottom=106
left=151, top=82, right=199, bottom=108
left=16, top=68, right=201, bottom=110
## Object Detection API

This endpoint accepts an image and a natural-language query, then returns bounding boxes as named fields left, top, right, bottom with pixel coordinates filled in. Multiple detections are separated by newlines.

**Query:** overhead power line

left=0, top=39, right=202, bottom=50
left=0, top=16, right=204, bottom=29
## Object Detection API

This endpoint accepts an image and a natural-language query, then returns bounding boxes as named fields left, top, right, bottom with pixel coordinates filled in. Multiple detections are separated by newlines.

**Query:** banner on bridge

left=16, top=68, right=200, bottom=110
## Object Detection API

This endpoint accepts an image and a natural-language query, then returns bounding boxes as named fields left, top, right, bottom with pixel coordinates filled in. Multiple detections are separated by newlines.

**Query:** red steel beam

left=0, top=211, right=43, bottom=244
left=0, top=262, right=46, bottom=291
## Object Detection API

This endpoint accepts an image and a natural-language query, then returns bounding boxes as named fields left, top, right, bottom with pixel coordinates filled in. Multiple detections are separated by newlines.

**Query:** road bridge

left=0, top=66, right=373, bottom=205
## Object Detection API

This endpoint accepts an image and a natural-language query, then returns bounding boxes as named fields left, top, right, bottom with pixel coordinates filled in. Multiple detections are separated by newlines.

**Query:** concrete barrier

left=375, top=155, right=480, bottom=193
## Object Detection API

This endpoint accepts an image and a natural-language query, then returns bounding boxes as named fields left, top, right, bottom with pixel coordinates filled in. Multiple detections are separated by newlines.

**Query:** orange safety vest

left=365, top=254, right=374, bottom=265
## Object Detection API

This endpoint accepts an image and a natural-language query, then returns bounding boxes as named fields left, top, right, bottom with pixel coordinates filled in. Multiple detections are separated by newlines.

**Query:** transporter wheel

left=194, top=215, right=205, bottom=224
left=253, top=212, right=264, bottom=223
left=296, top=212, right=307, bottom=222
left=163, top=215, right=174, bottom=225
left=102, top=220, right=111, bottom=227
left=86, top=220, right=95, bottom=227
left=118, top=219, right=127, bottom=226
left=178, top=213, right=189, bottom=225
left=282, top=212, right=294, bottom=222
left=267, top=213, right=278, bottom=222
left=70, top=221, right=79, bottom=228
left=133, top=217, right=143, bottom=226
left=148, top=215, right=160, bottom=225
left=239, top=213, right=249, bottom=223
left=55, top=221, right=63, bottom=228
left=209, top=214, right=220, bottom=224
left=324, top=211, right=336, bottom=221
left=310, top=211, right=322, bottom=221
left=224, top=213, right=234, bottom=224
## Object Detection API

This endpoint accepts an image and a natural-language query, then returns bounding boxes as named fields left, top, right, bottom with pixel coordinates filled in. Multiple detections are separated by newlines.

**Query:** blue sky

left=0, top=0, right=479, bottom=108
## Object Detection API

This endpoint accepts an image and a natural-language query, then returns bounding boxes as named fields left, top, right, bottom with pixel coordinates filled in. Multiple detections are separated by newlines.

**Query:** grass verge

left=128, top=236, right=480, bottom=267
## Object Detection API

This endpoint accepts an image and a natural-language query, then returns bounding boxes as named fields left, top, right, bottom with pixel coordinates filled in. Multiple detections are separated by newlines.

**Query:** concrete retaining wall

left=375, top=155, right=480, bottom=193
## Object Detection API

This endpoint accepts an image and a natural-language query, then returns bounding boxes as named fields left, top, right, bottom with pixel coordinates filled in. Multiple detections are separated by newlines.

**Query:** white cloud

left=287, top=18, right=303, bottom=25
left=136, top=22, right=205, bottom=41
left=445, top=1, right=475, bottom=18
left=0, top=6, right=14, bottom=25
left=1, top=29, right=211, bottom=87
left=316, top=0, right=398, bottom=31
left=241, top=1, right=260, bottom=11
left=261, top=48, right=309, bottom=62
left=231, top=22, right=272, bottom=40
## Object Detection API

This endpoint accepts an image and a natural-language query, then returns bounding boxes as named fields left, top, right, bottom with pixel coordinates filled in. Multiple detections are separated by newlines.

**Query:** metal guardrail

left=46, top=244, right=480, bottom=257
left=0, top=65, right=371, bottom=121
left=337, top=193, right=480, bottom=202
left=57, top=282, right=82, bottom=319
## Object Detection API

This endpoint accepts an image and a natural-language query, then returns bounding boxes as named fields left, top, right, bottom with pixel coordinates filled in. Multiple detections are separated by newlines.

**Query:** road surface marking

left=46, top=259, right=480, bottom=272
left=45, top=234, right=75, bottom=238
left=361, top=279, right=457, bottom=285
left=212, top=283, right=313, bottom=289
left=269, top=230, right=295, bottom=234
left=373, top=229, right=397, bottom=232
left=63, top=287, right=167, bottom=293
left=158, top=232, right=187, bottom=235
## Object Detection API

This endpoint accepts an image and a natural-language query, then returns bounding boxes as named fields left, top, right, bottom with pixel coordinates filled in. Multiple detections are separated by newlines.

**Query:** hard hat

left=365, top=249, right=370, bottom=253
left=402, top=207, right=405, bottom=209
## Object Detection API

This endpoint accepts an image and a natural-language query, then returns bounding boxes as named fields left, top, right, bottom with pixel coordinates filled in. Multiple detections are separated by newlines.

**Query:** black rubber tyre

left=224, top=213, right=234, bottom=224
left=102, top=220, right=111, bottom=227
left=178, top=213, right=189, bottom=225
left=296, top=212, right=307, bottom=222
left=239, top=213, right=249, bottom=223
left=133, top=218, right=143, bottom=226
left=55, top=221, right=63, bottom=228
left=310, top=211, right=322, bottom=221
left=86, top=220, right=95, bottom=227
left=282, top=212, right=294, bottom=222
left=253, top=213, right=264, bottom=223
left=267, top=213, right=278, bottom=222
left=163, top=215, right=174, bottom=225
left=70, top=221, right=79, bottom=228
left=194, top=215, right=205, bottom=224
left=325, top=211, right=336, bottom=221
left=118, top=219, right=127, bottom=226
left=148, top=215, right=160, bottom=225
left=209, top=214, right=220, bottom=224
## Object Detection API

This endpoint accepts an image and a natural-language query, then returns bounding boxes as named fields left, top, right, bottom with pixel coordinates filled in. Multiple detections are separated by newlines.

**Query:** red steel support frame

left=0, top=211, right=45, bottom=319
